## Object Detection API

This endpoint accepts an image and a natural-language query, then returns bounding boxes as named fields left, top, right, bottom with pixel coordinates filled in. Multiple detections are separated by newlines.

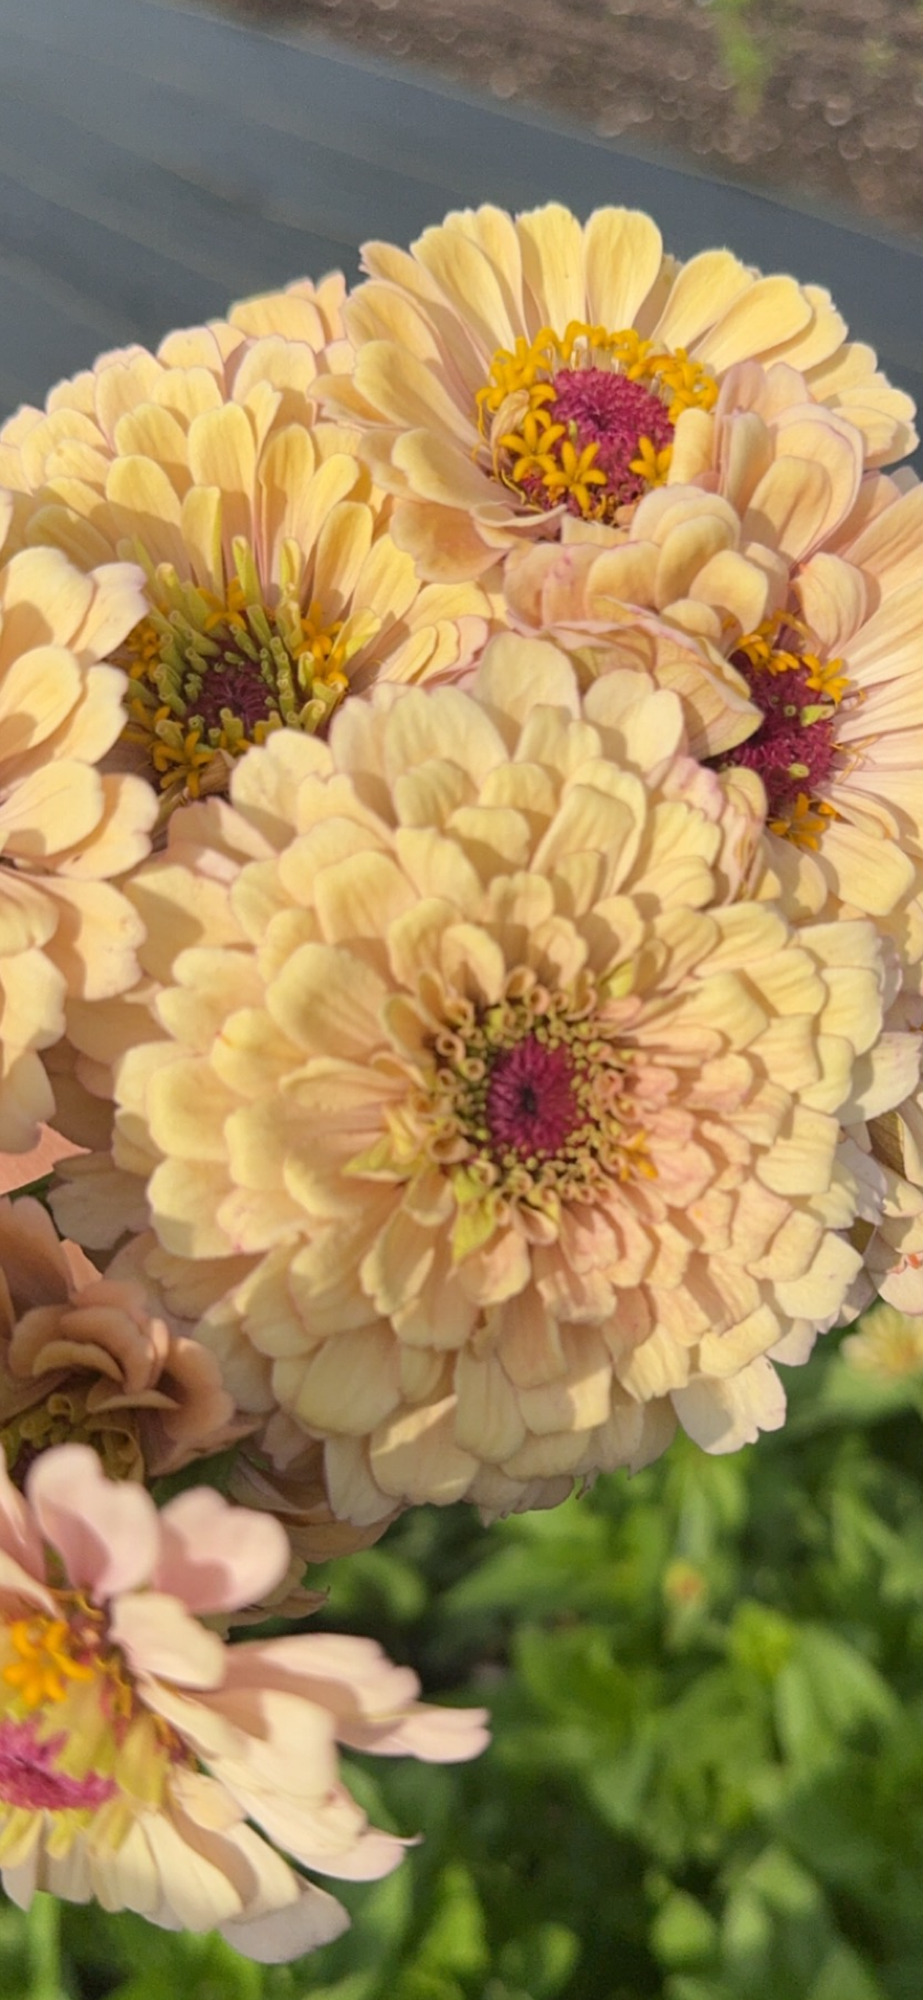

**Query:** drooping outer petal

left=0, top=1442, right=489, bottom=1961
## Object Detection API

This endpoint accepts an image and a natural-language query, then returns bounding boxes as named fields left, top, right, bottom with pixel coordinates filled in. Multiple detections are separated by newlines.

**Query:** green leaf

left=651, top=1891, right=719, bottom=1970
left=774, top=1627, right=900, bottom=1767
left=497, top=1922, right=580, bottom=1997
left=807, top=1944, right=886, bottom=2000
left=416, top=1864, right=487, bottom=1980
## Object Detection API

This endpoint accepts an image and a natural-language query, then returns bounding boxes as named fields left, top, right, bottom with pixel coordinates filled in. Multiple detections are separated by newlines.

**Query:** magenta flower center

left=722, top=626, right=848, bottom=842
left=0, top=1717, right=115, bottom=1812
left=417, top=990, right=657, bottom=1212
left=486, top=1036, right=581, bottom=1157
left=550, top=368, right=675, bottom=513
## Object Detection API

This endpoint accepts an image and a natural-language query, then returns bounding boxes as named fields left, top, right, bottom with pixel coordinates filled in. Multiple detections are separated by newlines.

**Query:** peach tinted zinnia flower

left=0, top=333, right=489, bottom=812
left=0, top=1197, right=245, bottom=1483
left=0, top=1443, right=488, bottom=1959
left=586, top=369, right=923, bottom=928
left=60, top=639, right=908, bottom=1522
left=0, top=508, right=155, bottom=1149
left=316, top=202, right=915, bottom=579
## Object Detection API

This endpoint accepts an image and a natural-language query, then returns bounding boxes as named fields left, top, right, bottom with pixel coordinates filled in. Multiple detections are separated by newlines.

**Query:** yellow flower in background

left=0, top=1444, right=487, bottom=1959
left=54, top=641, right=914, bottom=1523
left=0, top=331, right=488, bottom=812
left=841, top=1298, right=923, bottom=1380
left=316, top=201, right=915, bottom=579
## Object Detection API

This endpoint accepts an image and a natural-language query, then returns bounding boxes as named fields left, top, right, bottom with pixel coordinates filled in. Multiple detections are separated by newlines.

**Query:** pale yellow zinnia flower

left=316, top=202, right=916, bottom=580
left=53, top=640, right=910, bottom=1522
left=518, top=371, right=923, bottom=932
left=0, top=329, right=489, bottom=812
left=0, top=504, right=155, bottom=1149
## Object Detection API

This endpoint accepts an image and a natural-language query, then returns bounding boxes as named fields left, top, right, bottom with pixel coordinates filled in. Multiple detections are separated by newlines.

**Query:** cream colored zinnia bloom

left=0, top=504, right=155, bottom=1149
left=0, top=331, right=488, bottom=811
left=0, top=1443, right=487, bottom=1959
left=55, top=639, right=910, bottom=1521
left=0, top=1197, right=246, bottom=1482
left=316, top=202, right=916, bottom=579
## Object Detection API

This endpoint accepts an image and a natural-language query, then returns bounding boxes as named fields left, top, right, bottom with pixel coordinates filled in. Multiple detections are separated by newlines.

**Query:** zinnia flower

left=55, top=640, right=910, bottom=1521
left=316, top=202, right=915, bottom=579
left=512, top=368, right=923, bottom=930
left=841, top=1297, right=923, bottom=1379
left=0, top=1443, right=488, bottom=1958
left=0, top=1198, right=246, bottom=1483
left=0, top=503, right=155, bottom=1149
left=0, top=332, right=489, bottom=812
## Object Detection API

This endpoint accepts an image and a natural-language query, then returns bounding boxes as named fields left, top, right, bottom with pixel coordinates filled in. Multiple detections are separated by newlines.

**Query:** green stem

left=25, top=1895, right=67, bottom=2000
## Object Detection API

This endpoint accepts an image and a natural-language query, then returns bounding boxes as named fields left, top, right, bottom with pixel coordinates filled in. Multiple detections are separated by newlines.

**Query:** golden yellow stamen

left=3, top=1616, right=95, bottom=1709
left=629, top=436, right=673, bottom=487
left=539, top=439, right=607, bottom=513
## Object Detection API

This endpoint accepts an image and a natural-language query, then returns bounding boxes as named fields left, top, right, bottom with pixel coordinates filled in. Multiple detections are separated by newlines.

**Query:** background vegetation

left=5, top=1322, right=923, bottom=2000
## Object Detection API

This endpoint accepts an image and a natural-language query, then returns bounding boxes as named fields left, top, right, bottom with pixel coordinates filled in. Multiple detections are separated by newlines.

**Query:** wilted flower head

left=0, top=1198, right=245, bottom=1483
left=0, top=329, right=488, bottom=813
left=0, top=1443, right=487, bottom=1959
left=56, top=638, right=911, bottom=1522
left=317, top=202, right=915, bottom=579
left=0, top=502, right=155, bottom=1149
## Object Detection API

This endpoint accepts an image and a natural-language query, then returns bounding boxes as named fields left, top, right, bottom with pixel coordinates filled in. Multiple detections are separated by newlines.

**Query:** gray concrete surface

left=2, top=0, right=922, bottom=456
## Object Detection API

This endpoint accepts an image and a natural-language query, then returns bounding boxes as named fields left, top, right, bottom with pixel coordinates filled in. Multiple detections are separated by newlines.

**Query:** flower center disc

left=120, top=564, right=354, bottom=804
left=477, top=321, right=717, bottom=525
left=721, top=619, right=850, bottom=845
left=485, top=1036, right=581, bottom=1157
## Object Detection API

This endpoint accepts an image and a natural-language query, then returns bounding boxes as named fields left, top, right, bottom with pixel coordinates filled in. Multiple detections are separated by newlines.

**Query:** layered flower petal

left=55, top=643, right=910, bottom=1519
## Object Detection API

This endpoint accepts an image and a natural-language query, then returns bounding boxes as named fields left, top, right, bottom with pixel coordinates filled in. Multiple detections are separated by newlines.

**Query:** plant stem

left=26, top=1895, right=67, bottom=2000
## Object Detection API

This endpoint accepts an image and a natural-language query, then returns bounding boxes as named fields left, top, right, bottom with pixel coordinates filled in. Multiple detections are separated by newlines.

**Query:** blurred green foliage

left=6, top=1328, right=923, bottom=1999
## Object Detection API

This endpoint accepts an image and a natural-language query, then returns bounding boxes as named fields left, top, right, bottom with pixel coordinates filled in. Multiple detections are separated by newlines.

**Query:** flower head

left=0, top=1443, right=487, bottom=1959
left=0, top=1199, right=246, bottom=1483
left=0, top=507, right=155, bottom=1149
left=58, top=640, right=909, bottom=1520
left=0, top=331, right=488, bottom=812
left=317, top=203, right=915, bottom=579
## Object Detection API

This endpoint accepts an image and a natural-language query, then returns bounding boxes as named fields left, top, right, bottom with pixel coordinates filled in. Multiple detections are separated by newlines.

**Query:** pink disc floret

left=547, top=367, right=674, bottom=511
left=728, top=654, right=839, bottom=820
left=0, top=1717, right=116, bottom=1812
left=486, top=1036, right=581, bottom=1157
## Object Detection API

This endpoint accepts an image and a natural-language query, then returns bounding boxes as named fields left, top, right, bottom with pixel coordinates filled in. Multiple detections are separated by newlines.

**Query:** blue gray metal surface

left=1, top=0, right=922, bottom=444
